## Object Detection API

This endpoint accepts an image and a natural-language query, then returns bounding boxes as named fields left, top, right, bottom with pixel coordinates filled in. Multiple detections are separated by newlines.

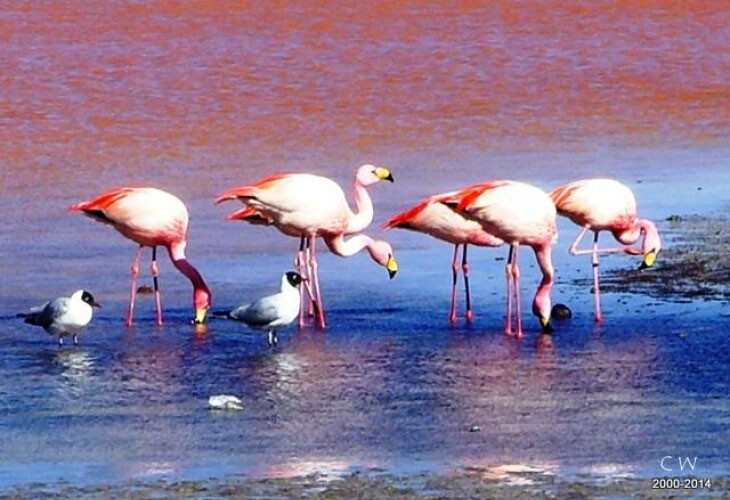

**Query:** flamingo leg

left=296, top=236, right=307, bottom=328
left=592, top=231, right=603, bottom=323
left=513, top=244, right=523, bottom=337
left=569, top=226, right=637, bottom=256
left=126, top=246, right=144, bottom=327
left=505, top=245, right=514, bottom=335
left=462, top=244, right=473, bottom=322
left=151, top=246, right=163, bottom=326
left=309, top=235, right=326, bottom=329
left=449, top=244, right=460, bottom=324
left=305, top=238, right=316, bottom=317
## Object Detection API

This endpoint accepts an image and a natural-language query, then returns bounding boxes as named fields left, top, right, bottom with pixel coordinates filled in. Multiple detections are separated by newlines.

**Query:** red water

left=1, top=1, right=727, bottom=182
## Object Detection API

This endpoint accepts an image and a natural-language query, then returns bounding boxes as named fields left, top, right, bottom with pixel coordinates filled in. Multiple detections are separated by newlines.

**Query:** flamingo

left=444, top=181, right=557, bottom=337
left=69, top=187, right=212, bottom=326
left=216, top=166, right=398, bottom=329
left=549, top=178, right=661, bottom=323
left=383, top=191, right=504, bottom=323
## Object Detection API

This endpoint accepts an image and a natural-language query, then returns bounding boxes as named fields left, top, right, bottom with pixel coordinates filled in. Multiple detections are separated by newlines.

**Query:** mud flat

left=2, top=472, right=728, bottom=499
left=580, top=214, right=730, bottom=303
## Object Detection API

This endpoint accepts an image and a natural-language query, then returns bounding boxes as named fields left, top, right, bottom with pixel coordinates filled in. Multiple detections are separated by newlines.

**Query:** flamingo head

left=532, top=284, right=553, bottom=334
left=366, top=239, right=399, bottom=279
left=638, top=220, right=661, bottom=270
left=356, top=164, right=394, bottom=187
left=193, top=287, right=212, bottom=324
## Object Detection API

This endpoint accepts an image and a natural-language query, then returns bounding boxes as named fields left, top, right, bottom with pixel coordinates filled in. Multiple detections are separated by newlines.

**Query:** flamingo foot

left=465, top=310, right=474, bottom=322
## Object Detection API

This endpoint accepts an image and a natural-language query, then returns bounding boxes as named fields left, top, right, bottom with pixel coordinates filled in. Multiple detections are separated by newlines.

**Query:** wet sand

left=2, top=472, right=728, bottom=499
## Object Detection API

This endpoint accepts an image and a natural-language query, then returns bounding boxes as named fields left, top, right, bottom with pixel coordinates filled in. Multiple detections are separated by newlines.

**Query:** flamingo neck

left=636, top=219, right=661, bottom=253
left=532, top=244, right=554, bottom=317
left=345, top=179, right=374, bottom=234
left=324, top=233, right=374, bottom=258
left=168, top=242, right=212, bottom=308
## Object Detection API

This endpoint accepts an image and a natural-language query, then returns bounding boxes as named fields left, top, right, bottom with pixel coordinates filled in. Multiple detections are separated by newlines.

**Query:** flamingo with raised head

left=383, top=191, right=504, bottom=323
left=549, top=178, right=661, bottom=323
left=69, top=187, right=212, bottom=326
left=444, top=181, right=557, bottom=337
left=216, top=166, right=398, bottom=329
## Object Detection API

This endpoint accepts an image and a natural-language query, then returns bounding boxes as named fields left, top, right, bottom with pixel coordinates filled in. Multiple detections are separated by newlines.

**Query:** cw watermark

left=659, top=456, right=698, bottom=473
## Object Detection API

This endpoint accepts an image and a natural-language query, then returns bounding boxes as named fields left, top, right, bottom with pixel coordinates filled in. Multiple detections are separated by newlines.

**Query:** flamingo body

left=70, top=187, right=211, bottom=325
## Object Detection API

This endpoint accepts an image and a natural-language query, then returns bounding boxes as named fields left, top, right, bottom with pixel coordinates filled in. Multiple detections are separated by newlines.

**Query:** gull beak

left=375, top=167, right=394, bottom=183
left=539, top=316, right=553, bottom=334
left=92, top=300, right=102, bottom=309
left=386, top=256, right=398, bottom=279
left=638, top=250, right=657, bottom=271
left=193, top=308, right=208, bottom=324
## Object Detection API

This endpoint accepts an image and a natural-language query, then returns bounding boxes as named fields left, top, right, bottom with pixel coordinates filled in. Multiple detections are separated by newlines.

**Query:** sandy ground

left=1, top=472, right=728, bottom=499
left=579, top=214, right=730, bottom=302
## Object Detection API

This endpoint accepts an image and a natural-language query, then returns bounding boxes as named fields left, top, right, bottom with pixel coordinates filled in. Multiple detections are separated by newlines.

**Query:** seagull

left=227, top=272, right=304, bottom=347
left=19, top=290, right=101, bottom=345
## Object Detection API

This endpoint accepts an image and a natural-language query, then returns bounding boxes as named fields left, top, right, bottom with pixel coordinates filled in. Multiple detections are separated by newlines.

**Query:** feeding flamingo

left=69, top=187, right=212, bottom=326
left=549, top=178, right=661, bottom=323
left=444, top=181, right=557, bottom=337
left=383, top=191, right=504, bottom=323
left=216, top=166, right=398, bottom=329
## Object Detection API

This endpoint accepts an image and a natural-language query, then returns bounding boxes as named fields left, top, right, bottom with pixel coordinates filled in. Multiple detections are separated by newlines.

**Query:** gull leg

left=449, top=244, right=460, bottom=324
left=592, top=231, right=603, bottom=323
left=151, top=246, right=163, bottom=326
left=126, top=246, right=144, bottom=327
left=267, top=329, right=274, bottom=348
left=462, top=244, right=473, bottom=322
left=73, top=334, right=79, bottom=346
left=58, top=336, right=63, bottom=347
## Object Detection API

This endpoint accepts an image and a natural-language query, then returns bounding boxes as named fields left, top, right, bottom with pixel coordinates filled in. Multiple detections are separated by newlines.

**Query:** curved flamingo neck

left=532, top=244, right=554, bottom=316
left=168, top=242, right=211, bottom=304
left=345, top=178, right=374, bottom=234
left=324, top=233, right=374, bottom=258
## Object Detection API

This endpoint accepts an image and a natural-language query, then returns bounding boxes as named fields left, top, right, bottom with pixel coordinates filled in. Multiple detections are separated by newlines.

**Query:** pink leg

left=570, top=226, right=636, bottom=256
left=309, top=235, right=326, bottom=329
left=462, top=244, right=474, bottom=322
left=151, top=246, right=163, bottom=326
left=126, top=246, right=144, bottom=327
left=513, top=245, right=523, bottom=337
left=592, top=231, right=603, bottom=323
left=295, top=237, right=308, bottom=328
left=449, top=244, right=460, bottom=324
left=505, top=246, right=514, bottom=335
left=305, top=239, right=316, bottom=317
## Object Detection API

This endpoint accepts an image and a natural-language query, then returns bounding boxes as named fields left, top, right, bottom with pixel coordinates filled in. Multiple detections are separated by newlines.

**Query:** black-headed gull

left=20, top=289, right=101, bottom=345
left=227, top=272, right=303, bottom=347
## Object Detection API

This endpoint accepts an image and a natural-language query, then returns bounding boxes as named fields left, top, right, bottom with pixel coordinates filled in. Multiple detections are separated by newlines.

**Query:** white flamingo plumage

left=550, top=178, right=661, bottom=323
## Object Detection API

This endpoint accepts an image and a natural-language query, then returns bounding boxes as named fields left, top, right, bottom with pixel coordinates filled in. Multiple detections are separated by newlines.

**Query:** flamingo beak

left=375, top=167, right=394, bottom=183
left=639, top=250, right=657, bottom=270
left=386, top=256, right=398, bottom=279
left=194, top=308, right=208, bottom=324
left=539, top=316, right=553, bottom=334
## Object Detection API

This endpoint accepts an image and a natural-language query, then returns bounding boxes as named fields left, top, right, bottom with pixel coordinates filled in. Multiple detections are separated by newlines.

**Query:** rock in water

left=208, top=395, right=244, bottom=411
left=551, top=304, right=572, bottom=321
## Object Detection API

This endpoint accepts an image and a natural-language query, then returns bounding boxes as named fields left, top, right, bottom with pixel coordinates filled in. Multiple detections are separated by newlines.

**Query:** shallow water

left=1, top=0, right=730, bottom=489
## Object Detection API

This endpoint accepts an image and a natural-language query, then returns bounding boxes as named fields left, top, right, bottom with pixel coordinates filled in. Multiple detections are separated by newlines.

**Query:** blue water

left=1, top=147, right=729, bottom=488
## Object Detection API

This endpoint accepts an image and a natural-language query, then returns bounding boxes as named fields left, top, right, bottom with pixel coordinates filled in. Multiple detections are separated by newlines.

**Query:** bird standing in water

left=70, top=187, right=212, bottom=326
left=445, top=181, right=557, bottom=337
left=20, top=289, right=101, bottom=345
left=383, top=191, right=504, bottom=323
left=226, top=272, right=304, bottom=347
left=217, top=165, right=398, bottom=329
left=550, top=178, right=661, bottom=323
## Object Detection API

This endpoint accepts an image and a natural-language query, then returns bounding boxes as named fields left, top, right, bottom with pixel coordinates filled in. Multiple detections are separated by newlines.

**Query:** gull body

left=228, top=272, right=304, bottom=347
left=21, top=290, right=101, bottom=345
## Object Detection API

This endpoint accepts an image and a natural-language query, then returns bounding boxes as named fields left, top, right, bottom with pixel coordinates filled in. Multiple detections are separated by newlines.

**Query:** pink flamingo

left=549, top=178, right=661, bottom=323
left=69, top=187, right=212, bottom=326
left=383, top=191, right=504, bottom=323
left=445, top=181, right=557, bottom=337
left=216, top=166, right=398, bottom=329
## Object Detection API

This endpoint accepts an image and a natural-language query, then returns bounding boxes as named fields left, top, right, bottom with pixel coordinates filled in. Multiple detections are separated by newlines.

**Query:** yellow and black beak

left=375, top=167, right=394, bottom=183
left=638, top=250, right=657, bottom=271
left=386, top=256, right=398, bottom=279
left=194, top=308, right=208, bottom=324
left=539, top=316, right=553, bottom=334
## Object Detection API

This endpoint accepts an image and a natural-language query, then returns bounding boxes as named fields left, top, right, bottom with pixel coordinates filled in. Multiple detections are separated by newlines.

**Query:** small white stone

left=208, top=395, right=244, bottom=411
